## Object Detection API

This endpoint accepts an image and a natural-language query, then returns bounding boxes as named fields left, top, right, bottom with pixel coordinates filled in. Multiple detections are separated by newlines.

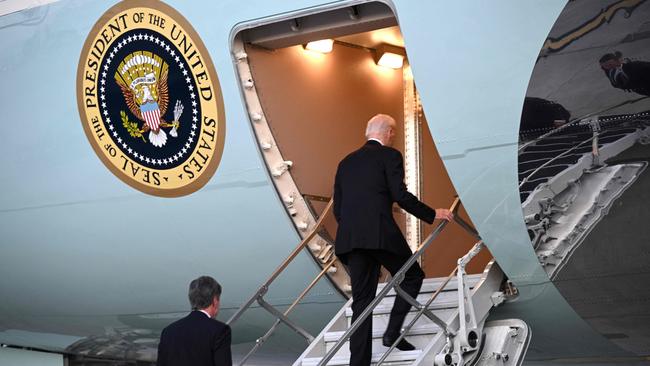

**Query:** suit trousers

left=343, top=249, right=425, bottom=366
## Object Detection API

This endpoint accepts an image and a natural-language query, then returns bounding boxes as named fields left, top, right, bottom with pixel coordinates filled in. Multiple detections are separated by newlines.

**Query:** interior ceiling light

left=375, top=43, right=405, bottom=69
left=304, top=39, right=334, bottom=53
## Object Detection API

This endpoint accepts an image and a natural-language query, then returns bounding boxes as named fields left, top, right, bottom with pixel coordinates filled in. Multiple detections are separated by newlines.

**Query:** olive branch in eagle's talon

left=121, top=110, right=147, bottom=142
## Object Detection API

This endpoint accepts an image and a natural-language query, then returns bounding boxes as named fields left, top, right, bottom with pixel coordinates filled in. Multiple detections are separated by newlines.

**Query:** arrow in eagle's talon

left=170, top=120, right=179, bottom=137
left=171, top=100, right=183, bottom=138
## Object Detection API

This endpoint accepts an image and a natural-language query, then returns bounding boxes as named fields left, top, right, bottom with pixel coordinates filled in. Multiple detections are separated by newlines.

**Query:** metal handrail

left=227, top=199, right=334, bottom=365
left=376, top=240, right=484, bottom=366
left=236, top=259, right=337, bottom=365
left=518, top=118, right=581, bottom=153
left=317, top=197, right=483, bottom=366
left=519, top=100, right=650, bottom=153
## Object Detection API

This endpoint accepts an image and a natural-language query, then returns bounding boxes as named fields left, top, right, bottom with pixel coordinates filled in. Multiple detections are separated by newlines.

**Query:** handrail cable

left=517, top=97, right=646, bottom=153
left=317, top=197, right=484, bottom=366
left=518, top=118, right=581, bottom=153
left=235, top=259, right=337, bottom=365
left=227, top=199, right=334, bottom=365
left=519, top=97, right=650, bottom=154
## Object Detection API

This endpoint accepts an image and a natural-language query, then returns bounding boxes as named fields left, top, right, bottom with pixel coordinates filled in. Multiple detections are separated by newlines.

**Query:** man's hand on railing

left=435, top=208, right=454, bottom=221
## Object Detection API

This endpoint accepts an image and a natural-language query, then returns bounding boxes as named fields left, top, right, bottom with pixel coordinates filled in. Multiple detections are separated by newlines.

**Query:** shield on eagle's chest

left=140, top=102, right=161, bottom=132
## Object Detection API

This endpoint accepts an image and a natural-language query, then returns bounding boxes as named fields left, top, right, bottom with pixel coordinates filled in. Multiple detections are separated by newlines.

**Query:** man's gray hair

left=365, top=114, right=395, bottom=139
left=188, top=276, right=222, bottom=310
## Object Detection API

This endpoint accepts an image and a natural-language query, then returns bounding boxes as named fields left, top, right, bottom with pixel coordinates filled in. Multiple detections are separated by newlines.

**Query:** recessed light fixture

left=304, top=39, right=334, bottom=53
left=375, top=43, right=405, bottom=69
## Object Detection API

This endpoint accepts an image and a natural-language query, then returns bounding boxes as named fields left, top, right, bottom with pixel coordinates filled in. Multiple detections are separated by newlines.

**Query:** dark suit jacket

left=333, top=140, right=436, bottom=261
left=157, top=311, right=232, bottom=366
left=605, top=61, right=650, bottom=96
left=622, top=61, right=650, bottom=96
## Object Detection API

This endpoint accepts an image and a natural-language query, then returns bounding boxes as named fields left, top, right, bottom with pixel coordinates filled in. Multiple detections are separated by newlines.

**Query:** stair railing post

left=588, top=116, right=601, bottom=167
left=432, top=241, right=486, bottom=366
left=256, top=296, right=315, bottom=343
left=456, top=242, right=483, bottom=354
left=378, top=240, right=484, bottom=366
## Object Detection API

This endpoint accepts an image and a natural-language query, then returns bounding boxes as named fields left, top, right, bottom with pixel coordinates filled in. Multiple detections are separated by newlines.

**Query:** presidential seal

left=77, top=0, right=225, bottom=197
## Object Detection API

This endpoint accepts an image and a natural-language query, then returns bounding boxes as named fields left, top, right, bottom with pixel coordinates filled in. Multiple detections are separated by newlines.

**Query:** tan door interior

left=244, top=28, right=491, bottom=278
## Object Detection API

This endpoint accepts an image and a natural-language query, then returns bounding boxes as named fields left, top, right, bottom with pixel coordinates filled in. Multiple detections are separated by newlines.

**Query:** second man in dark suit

left=157, top=276, right=232, bottom=366
left=334, top=114, right=453, bottom=366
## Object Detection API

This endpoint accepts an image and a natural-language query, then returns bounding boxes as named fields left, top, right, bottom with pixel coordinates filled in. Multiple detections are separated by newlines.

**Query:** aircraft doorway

left=232, top=2, right=491, bottom=294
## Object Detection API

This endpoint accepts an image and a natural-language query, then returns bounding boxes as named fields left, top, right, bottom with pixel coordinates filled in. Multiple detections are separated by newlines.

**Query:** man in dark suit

left=599, top=51, right=650, bottom=96
left=334, top=114, right=453, bottom=366
left=157, top=276, right=232, bottom=366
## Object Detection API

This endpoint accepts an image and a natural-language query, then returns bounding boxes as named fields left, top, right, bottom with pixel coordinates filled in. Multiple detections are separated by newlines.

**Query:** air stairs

left=228, top=198, right=531, bottom=366
left=294, top=255, right=529, bottom=366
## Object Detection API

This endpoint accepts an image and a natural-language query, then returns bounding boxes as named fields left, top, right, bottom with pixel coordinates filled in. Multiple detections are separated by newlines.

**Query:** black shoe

left=382, top=334, right=416, bottom=351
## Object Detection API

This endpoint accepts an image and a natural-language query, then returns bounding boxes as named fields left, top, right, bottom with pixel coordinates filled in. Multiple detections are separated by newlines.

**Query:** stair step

left=359, top=308, right=456, bottom=330
left=377, top=274, right=482, bottom=296
left=325, top=323, right=440, bottom=343
left=301, top=350, right=422, bottom=366
left=323, top=325, right=439, bottom=359
left=345, top=298, right=458, bottom=318
left=377, top=290, right=459, bottom=309
left=325, top=336, right=431, bottom=359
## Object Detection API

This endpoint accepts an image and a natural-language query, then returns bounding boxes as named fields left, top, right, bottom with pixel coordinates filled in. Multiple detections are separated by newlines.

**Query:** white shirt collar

left=368, top=138, right=384, bottom=146
left=199, top=310, right=212, bottom=318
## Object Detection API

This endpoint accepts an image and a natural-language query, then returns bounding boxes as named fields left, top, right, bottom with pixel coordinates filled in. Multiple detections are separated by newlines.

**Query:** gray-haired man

left=157, top=276, right=232, bottom=366
left=334, top=114, right=453, bottom=366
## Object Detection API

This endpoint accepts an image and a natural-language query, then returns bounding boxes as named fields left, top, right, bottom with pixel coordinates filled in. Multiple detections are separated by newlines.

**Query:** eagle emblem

left=114, top=51, right=183, bottom=147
